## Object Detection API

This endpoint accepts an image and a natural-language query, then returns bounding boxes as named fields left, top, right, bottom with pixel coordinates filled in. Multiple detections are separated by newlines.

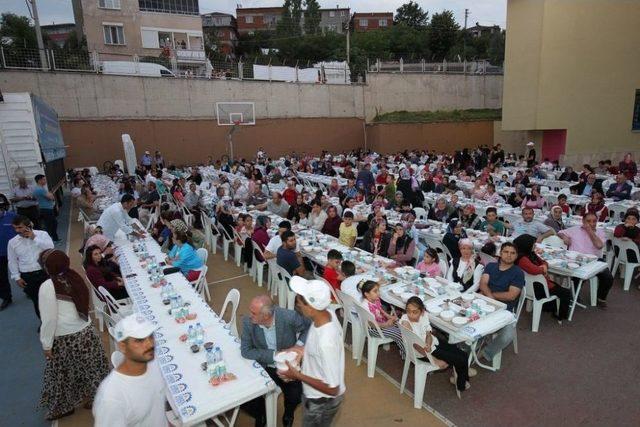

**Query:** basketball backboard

left=216, top=102, right=256, bottom=126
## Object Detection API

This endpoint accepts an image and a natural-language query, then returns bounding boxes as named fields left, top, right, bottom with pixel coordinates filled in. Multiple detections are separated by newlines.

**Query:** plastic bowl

left=440, top=310, right=455, bottom=321
left=452, top=316, right=469, bottom=326
left=428, top=305, right=443, bottom=315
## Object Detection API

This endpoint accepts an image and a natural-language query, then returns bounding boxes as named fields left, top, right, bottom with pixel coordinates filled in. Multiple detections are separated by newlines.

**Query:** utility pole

left=463, top=9, right=469, bottom=61
left=27, top=0, right=48, bottom=70
left=345, top=22, right=350, bottom=64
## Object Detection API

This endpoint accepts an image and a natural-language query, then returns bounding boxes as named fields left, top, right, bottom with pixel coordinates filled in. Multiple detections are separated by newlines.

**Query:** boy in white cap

left=93, top=314, right=166, bottom=427
left=279, top=277, right=346, bottom=427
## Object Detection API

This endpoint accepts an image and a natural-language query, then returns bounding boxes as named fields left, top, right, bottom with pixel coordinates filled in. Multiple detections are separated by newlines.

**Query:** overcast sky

left=4, top=0, right=506, bottom=27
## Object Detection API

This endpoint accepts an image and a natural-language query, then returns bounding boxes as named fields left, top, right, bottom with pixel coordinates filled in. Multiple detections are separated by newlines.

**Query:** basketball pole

left=227, top=121, right=240, bottom=159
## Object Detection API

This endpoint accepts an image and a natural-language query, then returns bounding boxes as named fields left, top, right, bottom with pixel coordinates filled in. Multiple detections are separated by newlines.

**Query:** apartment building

left=467, top=22, right=501, bottom=38
left=236, top=7, right=285, bottom=35
left=352, top=12, right=393, bottom=32
left=201, top=12, right=238, bottom=56
left=72, top=0, right=206, bottom=69
left=319, top=7, right=350, bottom=33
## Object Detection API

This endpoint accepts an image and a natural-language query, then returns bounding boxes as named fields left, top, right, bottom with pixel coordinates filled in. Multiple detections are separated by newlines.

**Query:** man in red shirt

left=322, top=249, right=344, bottom=293
left=282, top=181, right=298, bottom=206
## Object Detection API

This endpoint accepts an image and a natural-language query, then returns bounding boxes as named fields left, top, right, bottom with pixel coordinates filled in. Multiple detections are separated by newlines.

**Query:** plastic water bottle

left=206, top=347, right=215, bottom=365
left=213, top=346, right=222, bottom=363
left=195, top=323, right=204, bottom=346
left=187, top=325, right=195, bottom=345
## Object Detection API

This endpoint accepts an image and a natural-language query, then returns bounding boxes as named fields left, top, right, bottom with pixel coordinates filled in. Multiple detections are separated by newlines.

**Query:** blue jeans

left=482, top=323, right=515, bottom=361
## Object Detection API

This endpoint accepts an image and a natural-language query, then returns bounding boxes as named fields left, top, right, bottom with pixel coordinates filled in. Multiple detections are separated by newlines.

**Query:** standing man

left=478, top=242, right=524, bottom=365
left=140, top=150, right=153, bottom=171
left=7, top=215, right=54, bottom=319
left=97, top=195, right=146, bottom=241
left=33, top=175, right=59, bottom=241
left=280, top=277, right=346, bottom=426
left=558, top=212, right=613, bottom=308
left=11, top=176, right=39, bottom=227
left=0, top=195, right=17, bottom=310
left=241, top=295, right=310, bottom=427
left=93, top=314, right=166, bottom=426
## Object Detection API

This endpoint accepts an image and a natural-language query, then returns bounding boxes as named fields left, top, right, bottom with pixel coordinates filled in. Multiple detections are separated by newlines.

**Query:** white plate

left=483, top=305, right=496, bottom=313
left=567, top=262, right=580, bottom=269
left=461, top=293, right=475, bottom=302
left=428, top=305, right=443, bottom=315
left=440, top=310, right=455, bottom=321
left=452, top=316, right=469, bottom=326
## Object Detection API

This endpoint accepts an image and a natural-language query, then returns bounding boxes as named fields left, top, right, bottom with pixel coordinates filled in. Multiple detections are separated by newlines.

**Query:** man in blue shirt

left=33, top=175, right=59, bottom=241
left=0, top=195, right=17, bottom=310
left=140, top=150, right=152, bottom=171
left=479, top=242, right=524, bottom=364
left=276, top=231, right=308, bottom=277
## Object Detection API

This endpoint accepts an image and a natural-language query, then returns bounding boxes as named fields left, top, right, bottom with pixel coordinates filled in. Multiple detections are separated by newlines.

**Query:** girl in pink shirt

left=416, top=248, right=443, bottom=278
left=360, top=280, right=406, bottom=359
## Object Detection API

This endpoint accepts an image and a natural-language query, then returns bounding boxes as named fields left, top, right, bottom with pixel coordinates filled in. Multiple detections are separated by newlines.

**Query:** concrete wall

left=60, top=118, right=364, bottom=167
left=502, top=0, right=640, bottom=156
left=366, top=121, right=494, bottom=154
left=493, top=120, right=531, bottom=156
left=0, top=71, right=366, bottom=120
left=364, top=73, right=503, bottom=121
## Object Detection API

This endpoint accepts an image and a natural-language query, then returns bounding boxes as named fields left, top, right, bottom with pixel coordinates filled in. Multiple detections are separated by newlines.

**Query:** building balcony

left=175, top=49, right=206, bottom=62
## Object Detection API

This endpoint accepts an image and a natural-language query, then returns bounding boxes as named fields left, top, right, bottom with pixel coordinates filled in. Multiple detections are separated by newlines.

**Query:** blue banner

left=31, top=95, right=66, bottom=162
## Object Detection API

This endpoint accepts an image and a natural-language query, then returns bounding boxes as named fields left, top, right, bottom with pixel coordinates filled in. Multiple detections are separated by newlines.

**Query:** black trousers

left=39, top=208, right=59, bottom=241
left=0, top=256, right=10, bottom=301
left=21, top=269, right=49, bottom=319
left=430, top=342, right=469, bottom=391
left=243, top=366, right=302, bottom=425
left=17, top=206, right=40, bottom=228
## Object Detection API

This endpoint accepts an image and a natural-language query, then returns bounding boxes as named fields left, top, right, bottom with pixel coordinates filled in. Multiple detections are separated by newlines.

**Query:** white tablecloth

left=115, top=234, right=277, bottom=426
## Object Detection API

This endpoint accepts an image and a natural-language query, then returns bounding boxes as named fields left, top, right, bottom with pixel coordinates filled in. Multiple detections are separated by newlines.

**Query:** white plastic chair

left=251, top=241, right=268, bottom=287
left=608, top=204, right=626, bottom=224
left=541, top=235, right=567, bottom=249
left=196, top=247, right=209, bottom=264
left=478, top=252, right=497, bottom=266
left=232, top=229, right=245, bottom=268
left=215, top=223, right=234, bottom=261
left=611, top=238, right=640, bottom=291
left=276, top=266, right=296, bottom=310
left=336, top=290, right=363, bottom=360
left=191, top=265, right=210, bottom=301
left=523, top=273, right=559, bottom=332
left=220, top=288, right=240, bottom=337
left=352, top=303, right=394, bottom=378
left=89, top=285, right=107, bottom=332
left=102, top=309, right=121, bottom=355
left=399, top=325, right=440, bottom=409
left=202, top=214, right=218, bottom=254
left=437, top=258, right=449, bottom=278
left=98, top=286, right=133, bottom=318
left=413, top=207, right=428, bottom=221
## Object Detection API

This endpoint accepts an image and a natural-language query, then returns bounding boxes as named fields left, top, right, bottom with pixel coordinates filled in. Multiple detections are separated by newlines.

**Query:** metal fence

left=368, top=58, right=503, bottom=75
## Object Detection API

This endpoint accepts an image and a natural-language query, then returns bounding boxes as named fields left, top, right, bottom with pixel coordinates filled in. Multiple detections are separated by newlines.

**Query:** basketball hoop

left=232, top=119, right=241, bottom=127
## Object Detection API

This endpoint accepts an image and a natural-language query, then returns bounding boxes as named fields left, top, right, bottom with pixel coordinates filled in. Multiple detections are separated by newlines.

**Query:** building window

left=359, top=19, right=368, bottom=27
left=329, top=11, right=335, bottom=17
left=340, top=11, right=345, bottom=16
left=633, top=89, right=640, bottom=131
left=99, top=0, right=121, bottom=9
left=379, top=19, right=388, bottom=27
left=245, top=15, right=254, bottom=24
left=103, top=24, right=125, bottom=45
left=158, top=32, right=172, bottom=48
left=138, top=0, right=199, bottom=16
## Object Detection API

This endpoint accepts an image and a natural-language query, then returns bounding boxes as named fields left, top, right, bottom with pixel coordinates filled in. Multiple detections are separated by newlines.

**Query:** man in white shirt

left=97, top=195, right=145, bottom=241
left=7, top=215, right=54, bottom=319
left=10, top=176, right=39, bottom=227
left=280, top=277, right=346, bottom=426
left=93, top=314, right=166, bottom=427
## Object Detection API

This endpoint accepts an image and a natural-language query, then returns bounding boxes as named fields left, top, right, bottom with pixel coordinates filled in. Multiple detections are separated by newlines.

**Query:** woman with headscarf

left=446, top=239, right=484, bottom=292
left=396, top=168, right=422, bottom=207
left=360, top=218, right=391, bottom=256
left=383, top=174, right=397, bottom=202
left=387, top=223, right=416, bottom=266
left=458, top=204, right=481, bottom=229
left=420, top=172, right=435, bottom=193
left=166, top=229, right=204, bottom=281
left=428, top=197, right=458, bottom=223
left=327, top=178, right=341, bottom=198
left=513, top=234, right=571, bottom=321
left=38, top=249, right=109, bottom=420
left=543, top=205, right=566, bottom=233
left=507, top=184, right=527, bottom=208
left=321, top=205, right=342, bottom=238
left=251, top=215, right=271, bottom=263
left=442, top=219, right=467, bottom=259
left=83, top=244, right=127, bottom=300
left=583, top=190, right=609, bottom=222
left=170, top=219, right=205, bottom=249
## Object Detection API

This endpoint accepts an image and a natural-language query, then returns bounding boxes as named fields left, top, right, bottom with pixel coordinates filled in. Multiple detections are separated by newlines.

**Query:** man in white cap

left=279, top=277, right=345, bottom=426
left=140, top=151, right=153, bottom=171
left=526, top=141, right=536, bottom=168
left=93, top=314, right=166, bottom=427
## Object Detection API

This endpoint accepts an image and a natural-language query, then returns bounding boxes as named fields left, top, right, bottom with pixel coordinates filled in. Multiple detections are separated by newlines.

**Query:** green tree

left=428, top=10, right=459, bottom=60
left=278, top=0, right=303, bottom=36
left=62, top=30, right=87, bottom=51
left=0, top=13, right=37, bottom=48
left=394, top=1, right=429, bottom=28
left=303, top=0, right=321, bottom=35
left=487, top=30, right=506, bottom=64
left=388, top=24, right=429, bottom=60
